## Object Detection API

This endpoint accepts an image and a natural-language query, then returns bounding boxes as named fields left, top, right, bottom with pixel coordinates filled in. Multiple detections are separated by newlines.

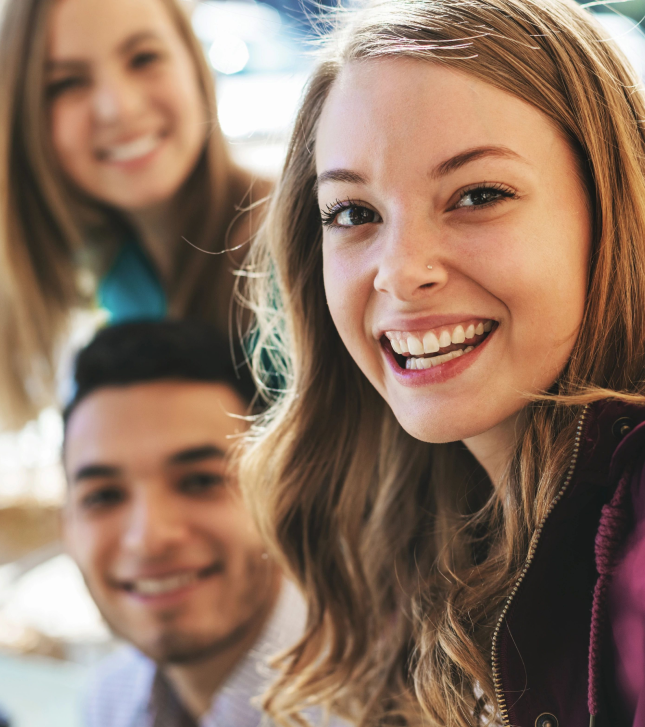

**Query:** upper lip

left=374, top=313, right=494, bottom=339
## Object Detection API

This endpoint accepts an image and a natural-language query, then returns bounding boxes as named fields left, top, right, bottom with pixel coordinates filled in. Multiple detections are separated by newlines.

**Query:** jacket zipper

left=490, top=405, right=590, bottom=726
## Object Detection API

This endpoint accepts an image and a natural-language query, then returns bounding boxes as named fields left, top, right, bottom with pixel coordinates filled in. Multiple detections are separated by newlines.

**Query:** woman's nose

left=92, top=73, right=142, bottom=125
left=373, top=220, right=447, bottom=300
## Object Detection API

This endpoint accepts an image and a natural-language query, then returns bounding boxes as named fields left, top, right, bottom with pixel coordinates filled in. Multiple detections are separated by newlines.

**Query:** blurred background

left=0, top=0, right=643, bottom=725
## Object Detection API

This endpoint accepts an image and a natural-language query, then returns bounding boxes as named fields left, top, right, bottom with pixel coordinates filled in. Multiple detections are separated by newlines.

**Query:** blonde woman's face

left=46, top=0, right=207, bottom=212
left=317, top=59, right=591, bottom=445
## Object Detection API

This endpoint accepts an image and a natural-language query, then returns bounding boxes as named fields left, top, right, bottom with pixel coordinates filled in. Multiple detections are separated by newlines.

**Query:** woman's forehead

left=315, top=59, right=559, bottom=182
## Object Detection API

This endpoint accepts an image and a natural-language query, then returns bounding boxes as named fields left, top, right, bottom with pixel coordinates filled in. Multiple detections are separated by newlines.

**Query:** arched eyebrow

left=430, top=145, right=525, bottom=179
left=316, top=145, right=526, bottom=190
left=118, top=31, right=164, bottom=56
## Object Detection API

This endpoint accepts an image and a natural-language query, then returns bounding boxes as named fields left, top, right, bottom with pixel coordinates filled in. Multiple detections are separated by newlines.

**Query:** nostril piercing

left=426, top=265, right=433, bottom=270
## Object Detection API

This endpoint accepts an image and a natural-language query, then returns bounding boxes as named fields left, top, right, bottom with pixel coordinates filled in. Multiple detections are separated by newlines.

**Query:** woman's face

left=47, top=0, right=207, bottom=212
left=316, top=59, right=591, bottom=444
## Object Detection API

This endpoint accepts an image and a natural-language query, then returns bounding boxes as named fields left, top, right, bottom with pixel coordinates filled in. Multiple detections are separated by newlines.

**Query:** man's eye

left=454, top=185, right=517, bottom=210
left=46, top=77, right=87, bottom=99
left=179, top=472, right=224, bottom=495
left=81, top=487, right=125, bottom=511
left=322, top=203, right=382, bottom=228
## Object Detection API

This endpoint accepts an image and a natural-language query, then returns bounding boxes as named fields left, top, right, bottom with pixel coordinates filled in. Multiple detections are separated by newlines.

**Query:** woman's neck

left=126, top=198, right=180, bottom=283
left=462, top=409, right=526, bottom=488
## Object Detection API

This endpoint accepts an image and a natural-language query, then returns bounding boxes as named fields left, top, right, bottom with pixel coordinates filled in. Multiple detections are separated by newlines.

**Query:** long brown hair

left=239, top=0, right=645, bottom=724
left=0, top=0, right=262, bottom=428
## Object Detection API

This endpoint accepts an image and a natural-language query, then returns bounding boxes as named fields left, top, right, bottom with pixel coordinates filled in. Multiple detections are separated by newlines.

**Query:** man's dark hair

left=64, top=320, right=256, bottom=427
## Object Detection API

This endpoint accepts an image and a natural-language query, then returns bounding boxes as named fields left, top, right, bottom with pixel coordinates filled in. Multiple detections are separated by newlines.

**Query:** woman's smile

left=317, top=58, right=591, bottom=444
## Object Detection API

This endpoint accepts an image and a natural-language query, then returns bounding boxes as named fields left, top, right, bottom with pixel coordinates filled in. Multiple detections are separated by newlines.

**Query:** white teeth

left=423, top=331, right=440, bottom=353
left=451, top=325, right=465, bottom=344
left=483, top=320, right=493, bottom=332
left=475, top=322, right=485, bottom=336
left=132, top=571, right=197, bottom=596
left=104, top=134, right=160, bottom=162
left=439, top=330, right=452, bottom=348
left=407, top=336, right=424, bottom=356
left=390, top=339, right=403, bottom=355
left=400, top=338, right=409, bottom=354
left=403, top=343, right=478, bottom=370
left=465, top=324, right=475, bottom=339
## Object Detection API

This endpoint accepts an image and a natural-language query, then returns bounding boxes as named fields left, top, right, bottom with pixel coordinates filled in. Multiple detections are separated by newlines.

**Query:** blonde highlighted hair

left=240, top=0, right=645, bottom=724
left=0, top=0, right=261, bottom=428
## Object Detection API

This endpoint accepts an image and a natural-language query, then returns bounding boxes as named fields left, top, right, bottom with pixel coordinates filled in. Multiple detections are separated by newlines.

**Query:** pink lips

left=382, top=324, right=497, bottom=386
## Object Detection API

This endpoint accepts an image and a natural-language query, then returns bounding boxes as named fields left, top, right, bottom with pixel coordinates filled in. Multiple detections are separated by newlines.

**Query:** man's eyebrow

left=118, top=31, right=164, bottom=55
left=169, top=445, right=226, bottom=465
left=73, top=464, right=121, bottom=484
left=316, top=169, right=369, bottom=189
left=431, top=145, right=524, bottom=179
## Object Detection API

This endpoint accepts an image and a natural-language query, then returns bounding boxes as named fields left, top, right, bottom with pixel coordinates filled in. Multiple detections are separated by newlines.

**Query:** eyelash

left=319, top=183, right=518, bottom=227
left=455, top=182, right=518, bottom=209
left=320, top=198, right=362, bottom=226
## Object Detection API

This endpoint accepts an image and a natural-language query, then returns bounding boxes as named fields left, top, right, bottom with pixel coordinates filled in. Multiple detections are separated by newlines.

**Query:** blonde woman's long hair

left=0, top=0, right=260, bottom=428
left=240, top=0, right=645, bottom=724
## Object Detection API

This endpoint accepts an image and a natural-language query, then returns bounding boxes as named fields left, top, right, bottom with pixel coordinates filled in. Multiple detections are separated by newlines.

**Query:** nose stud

left=426, top=265, right=433, bottom=270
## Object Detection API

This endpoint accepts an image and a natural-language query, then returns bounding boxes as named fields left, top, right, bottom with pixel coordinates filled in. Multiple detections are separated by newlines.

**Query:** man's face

left=63, top=380, right=278, bottom=663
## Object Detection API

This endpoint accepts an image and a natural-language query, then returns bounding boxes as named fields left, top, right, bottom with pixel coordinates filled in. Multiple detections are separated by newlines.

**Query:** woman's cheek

left=51, top=102, right=88, bottom=178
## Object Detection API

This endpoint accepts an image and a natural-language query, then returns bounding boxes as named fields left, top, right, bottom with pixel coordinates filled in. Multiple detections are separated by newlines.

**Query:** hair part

left=240, top=1, right=645, bottom=724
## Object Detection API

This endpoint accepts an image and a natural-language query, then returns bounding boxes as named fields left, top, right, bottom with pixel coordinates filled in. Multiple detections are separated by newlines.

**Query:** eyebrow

left=118, top=31, right=164, bottom=56
left=430, top=145, right=524, bottom=179
left=316, top=169, right=369, bottom=189
left=73, top=464, right=122, bottom=484
left=169, top=445, right=226, bottom=465
left=316, top=145, right=525, bottom=190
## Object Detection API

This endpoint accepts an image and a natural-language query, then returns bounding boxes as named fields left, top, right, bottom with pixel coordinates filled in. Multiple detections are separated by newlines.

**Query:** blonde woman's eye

left=454, top=184, right=517, bottom=210
left=321, top=202, right=382, bottom=227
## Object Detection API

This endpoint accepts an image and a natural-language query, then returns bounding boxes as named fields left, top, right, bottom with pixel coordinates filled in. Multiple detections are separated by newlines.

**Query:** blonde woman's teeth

left=103, top=134, right=160, bottom=162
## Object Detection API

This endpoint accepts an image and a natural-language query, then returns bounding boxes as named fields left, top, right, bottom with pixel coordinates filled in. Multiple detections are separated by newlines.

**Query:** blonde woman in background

left=0, top=0, right=267, bottom=428
left=241, top=0, right=645, bottom=725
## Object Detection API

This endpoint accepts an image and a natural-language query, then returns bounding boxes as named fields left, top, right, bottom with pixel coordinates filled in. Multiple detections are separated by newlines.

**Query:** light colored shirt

left=84, top=579, right=327, bottom=727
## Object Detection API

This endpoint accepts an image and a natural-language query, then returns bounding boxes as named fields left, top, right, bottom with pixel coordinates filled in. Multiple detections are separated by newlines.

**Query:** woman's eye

left=179, top=472, right=224, bottom=495
left=131, top=51, right=161, bottom=69
left=454, top=185, right=516, bottom=210
left=322, top=203, right=382, bottom=228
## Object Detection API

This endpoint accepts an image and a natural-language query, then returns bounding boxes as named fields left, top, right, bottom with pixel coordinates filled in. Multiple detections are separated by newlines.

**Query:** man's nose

left=373, top=219, right=447, bottom=300
left=122, top=488, right=188, bottom=557
left=92, top=72, right=143, bottom=125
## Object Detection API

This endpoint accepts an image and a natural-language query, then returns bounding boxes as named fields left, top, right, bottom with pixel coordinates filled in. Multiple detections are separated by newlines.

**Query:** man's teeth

left=406, top=346, right=475, bottom=370
left=387, top=320, right=493, bottom=356
left=131, top=571, right=198, bottom=596
left=104, top=134, right=160, bottom=162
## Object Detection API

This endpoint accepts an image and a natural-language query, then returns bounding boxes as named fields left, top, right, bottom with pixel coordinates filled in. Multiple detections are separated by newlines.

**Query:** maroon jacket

left=494, top=400, right=645, bottom=727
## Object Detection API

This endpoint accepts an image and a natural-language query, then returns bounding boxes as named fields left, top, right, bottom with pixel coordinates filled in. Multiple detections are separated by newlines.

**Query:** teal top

left=97, top=241, right=167, bottom=324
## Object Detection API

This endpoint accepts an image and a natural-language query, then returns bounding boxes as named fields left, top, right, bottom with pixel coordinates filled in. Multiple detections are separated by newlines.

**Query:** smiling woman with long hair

left=240, top=0, right=645, bottom=725
left=0, top=0, right=265, bottom=428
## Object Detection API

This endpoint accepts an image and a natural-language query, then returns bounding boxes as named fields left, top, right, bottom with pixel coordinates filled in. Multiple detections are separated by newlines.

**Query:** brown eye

left=454, top=184, right=517, bottom=210
left=335, top=205, right=381, bottom=226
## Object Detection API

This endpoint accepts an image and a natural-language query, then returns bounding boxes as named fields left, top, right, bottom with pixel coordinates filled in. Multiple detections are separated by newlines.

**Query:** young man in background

left=62, top=321, right=303, bottom=727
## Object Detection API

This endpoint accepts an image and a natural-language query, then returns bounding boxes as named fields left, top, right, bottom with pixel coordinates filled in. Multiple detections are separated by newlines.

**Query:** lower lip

left=121, top=568, right=223, bottom=608
left=384, top=327, right=496, bottom=387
